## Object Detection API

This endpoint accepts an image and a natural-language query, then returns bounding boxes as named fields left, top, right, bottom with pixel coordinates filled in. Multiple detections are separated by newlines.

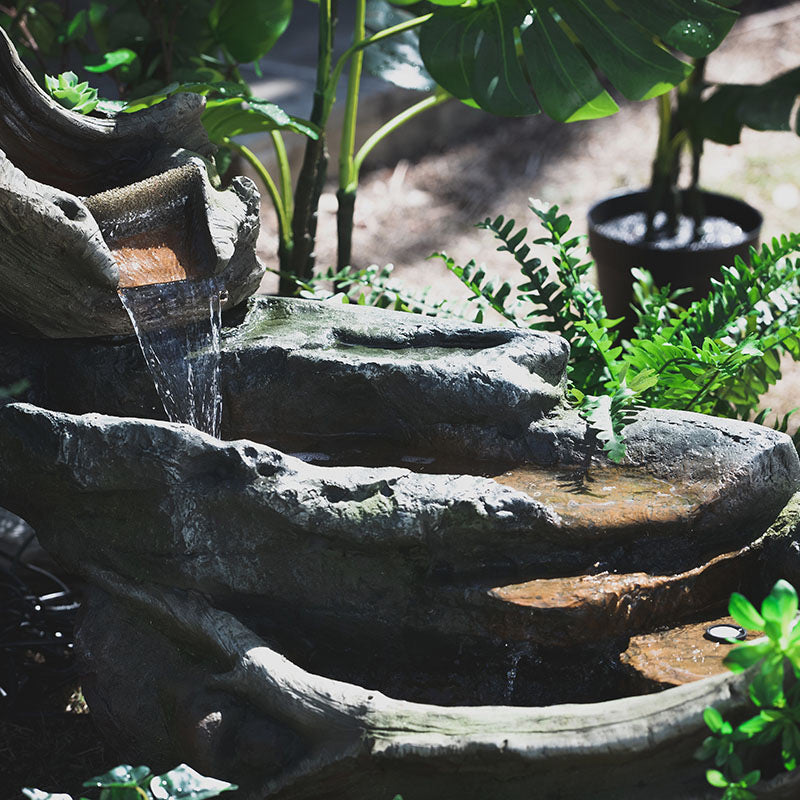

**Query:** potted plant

left=587, top=44, right=800, bottom=330
left=405, top=1, right=800, bottom=333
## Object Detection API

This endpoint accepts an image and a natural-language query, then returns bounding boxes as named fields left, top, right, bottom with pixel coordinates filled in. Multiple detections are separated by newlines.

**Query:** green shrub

left=698, top=580, right=800, bottom=799
left=308, top=202, right=800, bottom=461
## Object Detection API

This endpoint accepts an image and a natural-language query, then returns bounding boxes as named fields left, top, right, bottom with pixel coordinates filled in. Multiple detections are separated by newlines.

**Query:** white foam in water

left=118, top=277, right=222, bottom=438
left=504, top=645, right=525, bottom=701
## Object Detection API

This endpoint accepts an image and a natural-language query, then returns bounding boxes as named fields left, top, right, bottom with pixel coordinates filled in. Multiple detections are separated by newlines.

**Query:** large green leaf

left=611, top=0, right=738, bottom=59
left=420, top=2, right=539, bottom=116
left=697, top=66, right=800, bottom=145
left=365, top=2, right=436, bottom=92
left=211, top=0, right=292, bottom=63
left=202, top=97, right=319, bottom=142
left=521, top=9, right=617, bottom=122
left=552, top=1, right=692, bottom=101
left=418, top=0, right=739, bottom=119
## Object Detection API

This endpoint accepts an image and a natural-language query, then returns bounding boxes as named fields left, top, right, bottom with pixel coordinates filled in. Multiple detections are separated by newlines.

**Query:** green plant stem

left=270, top=130, right=293, bottom=221
left=224, top=138, right=290, bottom=251
left=647, top=91, right=674, bottom=239
left=352, top=91, right=450, bottom=191
left=283, top=0, right=335, bottom=294
left=325, top=12, right=433, bottom=121
left=286, top=7, right=431, bottom=289
left=336, top=92, right=452, bottom=271
left=684, top=57, right=707, bottom=236
left=339, top=0, right=366, bottom=197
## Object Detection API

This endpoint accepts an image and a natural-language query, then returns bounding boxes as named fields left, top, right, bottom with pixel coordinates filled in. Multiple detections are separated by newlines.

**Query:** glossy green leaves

left=698, top=66, right=800, bottom=145
left=24, top=763, right=236, bottom=800
left=202, top=96, right=319, bottom=143
left=417, top=0, right=739, bottom=119
left=148, top=764, right=236, bottom=800
left=44, top=71, right=99, bottom=114
left=210, top=0, right=292, bottom=64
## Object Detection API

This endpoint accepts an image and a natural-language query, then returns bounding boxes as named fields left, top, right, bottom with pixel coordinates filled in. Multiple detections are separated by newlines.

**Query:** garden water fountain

left=2, top=26, right=800, bottom=799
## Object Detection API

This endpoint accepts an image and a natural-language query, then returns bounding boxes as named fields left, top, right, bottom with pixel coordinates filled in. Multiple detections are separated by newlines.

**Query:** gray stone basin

left=2, top=298, right=800, bottom=798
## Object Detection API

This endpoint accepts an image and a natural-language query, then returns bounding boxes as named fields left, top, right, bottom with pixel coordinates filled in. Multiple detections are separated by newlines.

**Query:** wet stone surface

left=620, top=616, right=762, bottom=689
left=492, top=463, right=712, bottom=530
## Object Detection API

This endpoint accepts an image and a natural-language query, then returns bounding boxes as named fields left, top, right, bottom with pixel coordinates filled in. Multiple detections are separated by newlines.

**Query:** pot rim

left=587, top=188, right=763, bottom=249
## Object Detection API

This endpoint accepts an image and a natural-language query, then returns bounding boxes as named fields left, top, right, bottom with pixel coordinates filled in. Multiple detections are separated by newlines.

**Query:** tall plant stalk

left=646, top=57, right=707, bottom=242
left=336, top=91, right=449, bottom=271
left=684, top=57, right=708, bottom=234
left=280, top=0, right=337, bottom=295
left=275, top=0, right=440, bottom=289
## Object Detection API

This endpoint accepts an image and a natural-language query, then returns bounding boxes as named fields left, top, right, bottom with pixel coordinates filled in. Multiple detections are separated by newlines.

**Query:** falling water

left=118, top=277, right=223, bottom=438
left=504, top=644, right=526, bottom=701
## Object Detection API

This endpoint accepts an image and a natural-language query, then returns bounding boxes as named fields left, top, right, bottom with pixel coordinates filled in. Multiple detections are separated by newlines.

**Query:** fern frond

left=297, top=263, right=466, bottom=318
left=432, top=252, right=518, bottom=325
left=304, top=203, right=800, bottom=463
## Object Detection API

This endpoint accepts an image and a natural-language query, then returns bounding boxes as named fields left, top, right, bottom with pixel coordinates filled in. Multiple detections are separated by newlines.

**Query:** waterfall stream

left=118, top=277, right=222, bottom=438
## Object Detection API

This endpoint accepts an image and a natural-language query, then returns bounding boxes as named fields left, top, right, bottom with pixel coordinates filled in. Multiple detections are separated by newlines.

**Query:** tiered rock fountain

left=2, top=27, right=800, bottom=800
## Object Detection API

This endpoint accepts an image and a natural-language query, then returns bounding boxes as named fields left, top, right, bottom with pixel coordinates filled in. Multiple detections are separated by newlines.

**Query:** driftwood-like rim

left=0, top=26, right=213, bottom=196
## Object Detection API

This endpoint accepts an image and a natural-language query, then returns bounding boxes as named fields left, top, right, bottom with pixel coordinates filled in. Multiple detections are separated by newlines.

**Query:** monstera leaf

left=210, top=0, right=292, bottom=63
left=697, top=66, right=800, bottom=145
left=365, top=1, right=436, bottom=92
left=415, top=0, right=739, bottom=120
left=118, top=81, right=318, bottom=141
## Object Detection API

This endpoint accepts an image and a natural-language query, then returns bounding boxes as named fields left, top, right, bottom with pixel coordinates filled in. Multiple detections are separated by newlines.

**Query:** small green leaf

left=706, top=769, right=729, bottom=788
left=737, top=713, right=771, bottom=734
left=626, top=368, right=659, bottom=393
left=61, top=9, right=88, bottom=42
left=121, top=83, right=181, bottom=113
left=149, top=764, right=236, bottom=800
left=83, top=765, right=152, bottom=789
left=742, top=769, right=761, bottom=788
left=95, top=99, right=127, bottom=116
left=729, top=592, right=765, bottom=631
left=84, top=48, right=137, bottom=73
left=749, top=666, right=785, bottom=708
left=703, top=706, right=724, bottom=732
left=768, top=579, right=799, bottom=626
left=723, top=641, right=772, bottom=673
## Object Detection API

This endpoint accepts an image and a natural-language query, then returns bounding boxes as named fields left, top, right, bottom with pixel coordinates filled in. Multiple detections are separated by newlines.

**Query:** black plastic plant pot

left=588, top=189, right=763, bottom=335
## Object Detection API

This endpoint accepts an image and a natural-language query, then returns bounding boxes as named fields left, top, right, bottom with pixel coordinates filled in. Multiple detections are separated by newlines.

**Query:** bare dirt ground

left=257, top=1, right=800, bottom=428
